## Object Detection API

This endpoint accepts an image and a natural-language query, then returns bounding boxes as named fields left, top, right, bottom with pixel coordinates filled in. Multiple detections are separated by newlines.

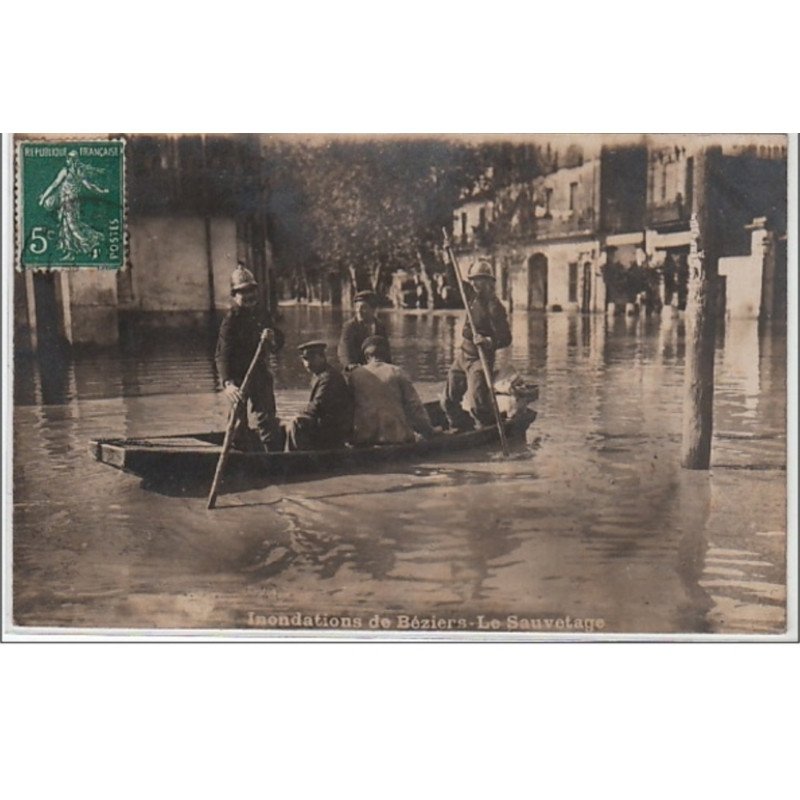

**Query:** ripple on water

left=11, top=310, right=788, bottom=634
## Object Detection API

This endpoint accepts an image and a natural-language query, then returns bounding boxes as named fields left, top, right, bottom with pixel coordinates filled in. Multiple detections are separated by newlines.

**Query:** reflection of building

left=16, top=134, right=276, bottom=351
left=452, top=137, right=787, bottom=321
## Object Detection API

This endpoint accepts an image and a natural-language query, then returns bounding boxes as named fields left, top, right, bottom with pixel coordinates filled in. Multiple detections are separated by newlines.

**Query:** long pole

left=681, top=147, right=719, bottom=469
left=207, top=329, right=271, bottom=509
left=442, top=228, right=510, bottom=457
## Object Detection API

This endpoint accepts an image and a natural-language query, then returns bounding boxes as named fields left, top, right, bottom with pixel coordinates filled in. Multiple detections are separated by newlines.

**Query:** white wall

left=507, top=239, right=600, bottom=311
left=510, top=258, right=529, bottom=311
left=59, top=270, right=119, bottom=346
left=210, top=218, right=239, bottom=310
left=452, top=199, right=493, bottom=245
left=129, top=216, right=237, bottom=312
left=718, top=228, right=768, bottom=318
left=542, top=240, right=598, bottom=311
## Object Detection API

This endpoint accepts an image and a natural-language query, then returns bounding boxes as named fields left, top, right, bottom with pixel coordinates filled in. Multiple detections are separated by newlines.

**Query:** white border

left=786, top=132, right=798, bottom=641
left=2, top=132, right=797, bottom=643
left=1, top=7, right=798, bottom=797
left=3, top=131, right=14, bottom=639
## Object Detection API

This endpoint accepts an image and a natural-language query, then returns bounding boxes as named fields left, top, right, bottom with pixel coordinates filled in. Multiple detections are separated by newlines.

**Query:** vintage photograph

left=5, top=132, right=792, bottom=638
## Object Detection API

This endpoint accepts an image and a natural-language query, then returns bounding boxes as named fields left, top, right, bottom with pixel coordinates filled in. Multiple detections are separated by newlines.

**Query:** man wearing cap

left=215, top=263, right=285, bottom=451
left=284, top=341, right=354, bottom=451
left=337, top=290, right=391, bottom=369
left=441, top=259, right=512, bottom=430
left=349, top=335, right=437, bottom=445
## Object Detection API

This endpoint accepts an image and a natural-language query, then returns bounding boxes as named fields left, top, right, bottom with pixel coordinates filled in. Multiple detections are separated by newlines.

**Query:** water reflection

left=12, top=307, right=787, bottom=634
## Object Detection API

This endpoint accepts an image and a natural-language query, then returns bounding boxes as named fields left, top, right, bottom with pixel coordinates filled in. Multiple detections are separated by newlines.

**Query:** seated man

left=337, top=290, right=391, bottom=369
left=348, top=336, right=437, bottom=446
left=284, top=341, right=353, bottom=451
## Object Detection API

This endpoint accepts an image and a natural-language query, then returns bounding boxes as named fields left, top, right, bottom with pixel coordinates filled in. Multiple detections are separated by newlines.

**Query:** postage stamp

left=16, top=138, right=126, bottom=269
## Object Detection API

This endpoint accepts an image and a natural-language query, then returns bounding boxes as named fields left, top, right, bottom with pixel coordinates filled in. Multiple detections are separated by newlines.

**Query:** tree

left=261, top=137, right=550, bottom=301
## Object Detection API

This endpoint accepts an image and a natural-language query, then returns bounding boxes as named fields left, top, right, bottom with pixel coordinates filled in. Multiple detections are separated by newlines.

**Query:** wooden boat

left=90, top=399, right=537, bottom=485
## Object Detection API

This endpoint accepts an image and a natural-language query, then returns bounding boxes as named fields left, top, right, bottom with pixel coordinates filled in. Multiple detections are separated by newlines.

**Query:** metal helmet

left=467, top=259, right=495, bottom=281
left=231, top=264, right=257, bottom=293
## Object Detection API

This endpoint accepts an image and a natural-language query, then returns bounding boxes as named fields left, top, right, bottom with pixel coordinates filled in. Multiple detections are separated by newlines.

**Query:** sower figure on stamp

left=337, top=290, right=391, bottom=369
left=37, top=150, right=109, bottom=260
left=284, top=341, right=354, bottom=451
left=441, top=259, right=512, bottom=431
left=215, top=264, right=285, bottom=452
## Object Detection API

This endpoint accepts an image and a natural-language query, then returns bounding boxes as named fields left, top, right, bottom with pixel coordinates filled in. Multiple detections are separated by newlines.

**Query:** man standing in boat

left=337, top=290, right=391, bottom=369
left=215, top=264, right=285, bottom=452
left=284, top=341, right=354, bottom=451
left=441, top=259, right=512, bottom=431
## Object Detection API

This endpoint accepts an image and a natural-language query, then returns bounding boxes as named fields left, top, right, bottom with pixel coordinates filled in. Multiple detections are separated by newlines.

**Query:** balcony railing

left=533, top=210, right=596, bottom=239
left=646, top=200, right=690, bottom=227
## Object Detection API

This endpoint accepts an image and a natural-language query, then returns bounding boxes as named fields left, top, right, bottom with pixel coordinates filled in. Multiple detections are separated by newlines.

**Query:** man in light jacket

left=348, top=336, right=437, bottom=446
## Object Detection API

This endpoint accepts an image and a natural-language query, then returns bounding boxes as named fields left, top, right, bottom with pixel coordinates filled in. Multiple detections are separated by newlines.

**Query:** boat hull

left=90, top=401, right=537, bottom=489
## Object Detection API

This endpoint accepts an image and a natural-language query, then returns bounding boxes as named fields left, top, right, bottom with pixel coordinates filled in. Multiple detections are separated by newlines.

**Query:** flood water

left=12, top=307, right=788, bottom=635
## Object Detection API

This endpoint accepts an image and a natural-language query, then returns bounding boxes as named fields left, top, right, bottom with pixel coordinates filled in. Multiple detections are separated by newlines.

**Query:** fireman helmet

left=467, top=259, right=495, bottom=281
left=230, top=264, right=257, bottom=293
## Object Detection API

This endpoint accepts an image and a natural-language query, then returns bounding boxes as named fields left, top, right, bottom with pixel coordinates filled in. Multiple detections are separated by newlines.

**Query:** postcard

left=3, top=133, right=795, bottom=640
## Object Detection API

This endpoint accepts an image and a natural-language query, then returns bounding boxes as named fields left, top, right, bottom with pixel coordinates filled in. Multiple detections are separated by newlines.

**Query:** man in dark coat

left=215, top=264, right=285, bottom=451
left=337, top=290, right=391, bottom=369
left=441, top=259, right=512, bottom=430
left=284, top=341, right=354, bottom=451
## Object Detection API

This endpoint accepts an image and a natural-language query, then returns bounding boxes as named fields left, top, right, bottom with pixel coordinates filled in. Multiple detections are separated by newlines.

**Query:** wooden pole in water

left=681, top=147, right=720, bottom=469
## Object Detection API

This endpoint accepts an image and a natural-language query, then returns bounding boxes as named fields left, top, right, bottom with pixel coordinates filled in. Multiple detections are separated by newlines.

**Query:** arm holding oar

left=441, top=228, right=510, bottom=457
left=207, top=329, right=272, bottom=510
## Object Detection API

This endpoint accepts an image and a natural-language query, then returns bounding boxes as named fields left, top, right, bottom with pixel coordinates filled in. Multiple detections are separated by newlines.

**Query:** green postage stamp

left=16, top=138, right=126, bottom=269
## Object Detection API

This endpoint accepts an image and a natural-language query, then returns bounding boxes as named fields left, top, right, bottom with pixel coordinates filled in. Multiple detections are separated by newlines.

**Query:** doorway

left=581, top=262, right=593, bottom=312
left=527, top=253, right=548, bottom=310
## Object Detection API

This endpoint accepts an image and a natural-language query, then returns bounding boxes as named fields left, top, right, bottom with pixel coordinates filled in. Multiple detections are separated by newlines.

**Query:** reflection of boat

left=90, top=399, right=537, bottom=484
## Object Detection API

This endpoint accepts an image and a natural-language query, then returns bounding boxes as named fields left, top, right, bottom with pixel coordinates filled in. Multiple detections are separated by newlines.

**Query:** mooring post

left=681, top=147, right=720, bottom=469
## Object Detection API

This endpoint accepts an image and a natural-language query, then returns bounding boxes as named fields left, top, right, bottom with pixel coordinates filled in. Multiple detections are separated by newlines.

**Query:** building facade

left=452, top=138, right=787, bottom=321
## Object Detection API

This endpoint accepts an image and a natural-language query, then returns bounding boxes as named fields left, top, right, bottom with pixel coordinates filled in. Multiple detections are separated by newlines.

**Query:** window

left=479, top=207, right=486, bottom=232
left=568, top=262, right=578, bottom=303
left=569, top=182, right=578, bottom=212
left=545, top=188, right=553, bottom=216
left=461, top=212, right=467, bottom=240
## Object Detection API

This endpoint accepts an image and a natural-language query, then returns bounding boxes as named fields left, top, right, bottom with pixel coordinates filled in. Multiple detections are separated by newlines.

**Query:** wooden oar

left=442, top=228, right=510, bottom=457
left=207, top=329, right=271, bottom=509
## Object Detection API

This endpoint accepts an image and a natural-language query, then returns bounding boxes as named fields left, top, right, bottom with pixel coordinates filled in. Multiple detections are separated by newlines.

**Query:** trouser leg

left=440, top=360, right=473, bottom=430
left=249, top=369, right=284, bottom=452
left=284, top=416, right=319, bottom=452
left=464, top=358, right=495, bottom=427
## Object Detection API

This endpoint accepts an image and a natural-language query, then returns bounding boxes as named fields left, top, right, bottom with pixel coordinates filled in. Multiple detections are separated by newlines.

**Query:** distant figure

left=215, top=264, right=285, bottom=452
left=338, top=290, right=391, bottom=369
left=284, top=341, right=353, bottom=451
left=349, top=336, right=437, bottom=446
left=433, top=272, right=458, bottom=309
left=413, top=273, right=428, bottom=309
left=441, top=259, right=511, bottom=430
left=37, top=150, right=109, bottom=260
